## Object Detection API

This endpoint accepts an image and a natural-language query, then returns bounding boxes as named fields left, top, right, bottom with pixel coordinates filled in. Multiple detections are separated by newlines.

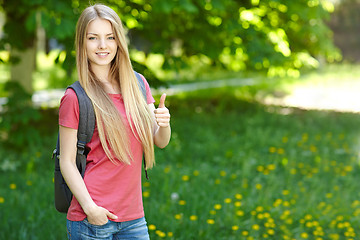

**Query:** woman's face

left=86, top=18, right=117, bottom=70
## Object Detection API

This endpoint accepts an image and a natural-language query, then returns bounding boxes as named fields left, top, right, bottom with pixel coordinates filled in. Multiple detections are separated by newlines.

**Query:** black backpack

left=53, top=71, right=147, bottom=213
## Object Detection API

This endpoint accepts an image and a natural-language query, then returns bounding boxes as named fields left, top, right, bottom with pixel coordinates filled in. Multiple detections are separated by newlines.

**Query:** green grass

left=1, top=87, right=360, bottom=239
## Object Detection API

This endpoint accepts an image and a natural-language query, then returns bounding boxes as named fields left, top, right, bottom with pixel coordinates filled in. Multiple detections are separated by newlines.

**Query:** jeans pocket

left=80, top=218, right=114, bottom=239
left=83, top=218, right=110, bottom=228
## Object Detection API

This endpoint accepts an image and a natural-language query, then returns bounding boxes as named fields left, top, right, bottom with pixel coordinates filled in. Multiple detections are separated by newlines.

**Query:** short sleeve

left=139, top=74, right=155, bottom=104
left=59, top=88, right=79, bottom=129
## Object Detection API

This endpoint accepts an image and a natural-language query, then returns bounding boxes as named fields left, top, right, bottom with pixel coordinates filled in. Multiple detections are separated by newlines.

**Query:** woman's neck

left=91, top=64, right=111, bottom=83
left=90, top=64, right=120, bottom=94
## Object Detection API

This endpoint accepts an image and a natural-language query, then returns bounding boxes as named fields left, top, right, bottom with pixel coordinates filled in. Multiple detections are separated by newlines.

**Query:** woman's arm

left=59, top=125, right=117, bottom=225
left=149, top=94, right=171, bottom=148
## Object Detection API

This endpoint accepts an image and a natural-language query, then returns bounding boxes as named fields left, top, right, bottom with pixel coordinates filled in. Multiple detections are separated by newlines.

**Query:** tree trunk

left=10, top=47, right=36, bottom=94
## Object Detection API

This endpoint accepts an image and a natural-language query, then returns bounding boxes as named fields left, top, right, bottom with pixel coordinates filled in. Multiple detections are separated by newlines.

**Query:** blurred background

left=1, top=0, right=360, bottom=239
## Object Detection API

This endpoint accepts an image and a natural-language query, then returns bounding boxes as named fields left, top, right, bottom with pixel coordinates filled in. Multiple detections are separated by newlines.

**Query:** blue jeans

left=66, top=217, right=150, bottom=240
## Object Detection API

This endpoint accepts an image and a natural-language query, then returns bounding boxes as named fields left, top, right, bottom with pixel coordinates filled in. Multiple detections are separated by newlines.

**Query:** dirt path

left=30, top=76, right=360, bottom=114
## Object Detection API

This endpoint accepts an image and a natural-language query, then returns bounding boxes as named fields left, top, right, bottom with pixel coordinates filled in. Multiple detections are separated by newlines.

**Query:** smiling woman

left=58, top=4, right=171, bottom=240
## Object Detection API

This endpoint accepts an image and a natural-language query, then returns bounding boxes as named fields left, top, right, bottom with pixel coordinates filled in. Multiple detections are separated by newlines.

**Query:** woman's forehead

left=87, top=18, right=113, bottom=34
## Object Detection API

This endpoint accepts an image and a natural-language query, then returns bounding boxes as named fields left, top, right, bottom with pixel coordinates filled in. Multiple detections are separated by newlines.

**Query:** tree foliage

left=0, top=0, right=340, bottom=80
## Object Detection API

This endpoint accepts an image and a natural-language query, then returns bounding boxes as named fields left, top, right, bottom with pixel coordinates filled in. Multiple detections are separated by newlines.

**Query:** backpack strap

left=68, top=81, right=95, bottom=177
left=134, top=71, right=149, bottom=180
left=134, top=71, right=147, bottom=100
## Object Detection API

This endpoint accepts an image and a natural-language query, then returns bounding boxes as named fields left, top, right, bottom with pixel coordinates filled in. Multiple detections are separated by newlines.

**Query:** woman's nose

left=98, top=39, right=106, bottom=49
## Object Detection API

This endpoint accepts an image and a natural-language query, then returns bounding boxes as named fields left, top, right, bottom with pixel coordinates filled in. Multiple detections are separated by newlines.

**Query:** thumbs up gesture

left=154, top=93, right=170, bottom=128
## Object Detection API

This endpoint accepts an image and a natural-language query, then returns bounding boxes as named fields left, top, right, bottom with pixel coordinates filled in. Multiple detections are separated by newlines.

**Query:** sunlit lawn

left=1, top=86, right=360, bottom=239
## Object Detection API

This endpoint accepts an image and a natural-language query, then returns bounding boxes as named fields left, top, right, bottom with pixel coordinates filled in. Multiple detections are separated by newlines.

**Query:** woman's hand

left=151, top=93, right=171, bottom=148
left=154, top=93, right=170, bottom=128
left=85, top=204, right=118, bottom=226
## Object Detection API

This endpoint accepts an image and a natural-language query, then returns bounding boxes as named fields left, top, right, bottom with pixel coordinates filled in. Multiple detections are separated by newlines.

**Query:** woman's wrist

left=83, top=201, right=98, bottom=216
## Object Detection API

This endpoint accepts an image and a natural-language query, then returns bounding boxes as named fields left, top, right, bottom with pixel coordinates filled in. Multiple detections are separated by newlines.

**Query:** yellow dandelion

left=337, top=222, right=344, bottom=229
left=143, top=191, right=150, bottom=198
left=232, top=225, right=239, bottom=231
left=189, top=215, right=198, bottom=221
left=277, top=148, right=285, bottom=154
left=236, top=210, right=244, bottom=216
left=252, top=224, right=260, bottom=230
left=273, top=199, right=282, bottom=207
left=302, top=133, right=308, bottom=141
left=155, top=230, right=166, bottom=237
left=256, top=206, right=264, bottom=212
left=167, top=232, right=173, bottom=237
left=179, top=200, right=186, bottom=205
left=214, top=204, right=222, bottom=210
left=0, top=197, right=4, bottom=203
left=235, top=193, right=243, bottom=200
left=10, top=183, right=16, bottom=190
left=215, top=179, right=221, bottom=184
left=257, top=165, right=265, bottom=172
left=344, top=166, right=353, bottom=172
left=234, top=201, right=242, bottom=207
left=148, top=224, right=156, bottom=230
left=207, top=219, right=215, bottom=224
left=209, top=210, right=216, bottom=215
left=164, top=166, right=171, bottom=173
left=242, top=230, right=249, bottom=236
left=174, top=214, right=182, bottom=220
left=224, top=198, right=232, bottom=204
left=269, top=147, right=277, bottom=153
left=255, top=183, right=262, bottom=190
left=268, top=164, right=276, bottom=170
left=283, top=201, right=290, bottom=207
left=220, top=170, right=227, bottom=177
left=300, top=232, right=308, bottom=239
left=193, top=170, right=200, bottom=176
left=326, top=193, right=333, bottom=199
left=182, top=175, right=189, bottom=181
left=282, top=190, right=290, bottom=195
left=283, top=210, right=291, bottom=216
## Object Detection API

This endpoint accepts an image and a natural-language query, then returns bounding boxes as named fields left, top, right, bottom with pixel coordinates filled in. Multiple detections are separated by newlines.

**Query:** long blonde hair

left=75, top=4, right=155, bottom=168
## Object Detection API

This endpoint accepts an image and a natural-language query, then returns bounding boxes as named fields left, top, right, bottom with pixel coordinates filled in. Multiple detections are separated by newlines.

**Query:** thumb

left=158, top=93, right=166, bottom=108
left=106, top=211, right=118, bottom=220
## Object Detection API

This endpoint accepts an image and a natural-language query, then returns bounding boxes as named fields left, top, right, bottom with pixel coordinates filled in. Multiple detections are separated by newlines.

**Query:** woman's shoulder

left=60, top=87, right=79, bottom=109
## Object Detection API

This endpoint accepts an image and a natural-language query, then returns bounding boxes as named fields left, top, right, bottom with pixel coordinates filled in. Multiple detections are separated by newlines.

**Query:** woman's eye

left=88, top=37, right=96, bottom=40
left=108, top=36, right=115, bottom=40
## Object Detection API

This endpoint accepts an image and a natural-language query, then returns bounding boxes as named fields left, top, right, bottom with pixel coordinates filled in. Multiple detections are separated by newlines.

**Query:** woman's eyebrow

left=87, top=33, right=114, bottom=36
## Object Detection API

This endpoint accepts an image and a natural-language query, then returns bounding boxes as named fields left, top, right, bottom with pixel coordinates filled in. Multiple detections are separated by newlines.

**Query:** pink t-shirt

left=59, top=75, right=155, bottom=222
